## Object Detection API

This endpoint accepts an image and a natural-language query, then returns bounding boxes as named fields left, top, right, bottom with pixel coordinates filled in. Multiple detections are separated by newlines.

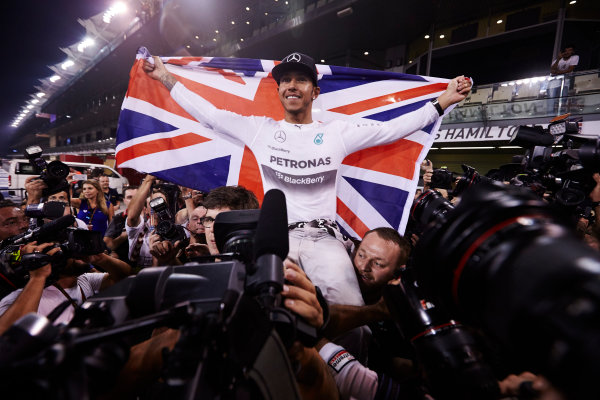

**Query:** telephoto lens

left=413, top=181, right=600, bottom=399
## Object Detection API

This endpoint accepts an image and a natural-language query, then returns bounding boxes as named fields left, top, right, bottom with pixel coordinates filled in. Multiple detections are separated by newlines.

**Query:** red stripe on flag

left=205, top=67, right=247, bottom=85
left=336, top=197, right=369, bottom=238
left=116, top=132, right=210, bottom=165
left=238, top=146, right=264, bottom=205
left=342, top=139, right=423, bottom=180
left=127, top=60, right=198, bottom=121
left=328, top=82, right=448, bottom=115
left=175, top=73, right=285, bottom=120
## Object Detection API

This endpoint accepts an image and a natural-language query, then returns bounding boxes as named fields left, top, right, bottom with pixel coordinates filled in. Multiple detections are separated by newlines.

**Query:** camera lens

left=411, top=190, right=455, bottom=233
left=45, top=160, right=70, bottom=180
left=413, top=181, right=600, bottom=399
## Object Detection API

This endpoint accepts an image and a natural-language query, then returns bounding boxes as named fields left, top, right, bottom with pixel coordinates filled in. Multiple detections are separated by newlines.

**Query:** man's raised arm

left=142, top=55, right=261, bottom=146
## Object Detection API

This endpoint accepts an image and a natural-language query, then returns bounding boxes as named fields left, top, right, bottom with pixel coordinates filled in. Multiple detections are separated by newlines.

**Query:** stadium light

left=49, top=75, right=61, bottom=82
left=103, top=2, right=127, bottom=23
left=27, top=105, right=34, bottom=109
left=424, top=34, right=430, bottom=39
left=240, top=38, right=244, bottom=42
left=321, top=59, right=325, bottom=63
left=246, top=6, right=250, bottom=10
left=32, top=99, right=39, bottom=104
left=231, top=21, right=235, bottom=24
left=195, top=35, right=199, bottom=39
left=497, top=19, right=503, bottom=24
left=439, top=34, right=445, bottom=39
left=37, top=92, right=46, bottom=97
left=569, top=0, right=576, bottom=4
left=364, top=51, right=369, bottom=55
left=246, top=21, right=250, bottom=24
left=215, top=30, right=219, bottom=33
left=77, top=37, right=95, bottom=52
left=61, top=60, right=75, bottom=70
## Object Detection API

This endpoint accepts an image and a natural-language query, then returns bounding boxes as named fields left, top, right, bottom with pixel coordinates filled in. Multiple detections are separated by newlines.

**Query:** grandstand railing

left=442, top=69, right=600, bottom=124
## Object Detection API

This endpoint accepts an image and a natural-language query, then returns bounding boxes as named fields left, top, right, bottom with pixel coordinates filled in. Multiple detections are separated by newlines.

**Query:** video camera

left=0, top=215, right=105, bottom=296
left=149, top=196, right=186, bottom=244
left=403, top=181, right=600, bottom=399
left=24, top=145, right=70, bottom=198
left=0, top=190, right=320, bottom=399
left=508, top=115, right=600, bottom=210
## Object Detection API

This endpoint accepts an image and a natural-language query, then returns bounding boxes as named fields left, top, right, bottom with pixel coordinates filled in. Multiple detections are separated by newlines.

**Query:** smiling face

left=277, top=70, right=320, bottom=117
left=99, top=176, right=110, bottom=190
left=353, top=232, right=403, bottom=295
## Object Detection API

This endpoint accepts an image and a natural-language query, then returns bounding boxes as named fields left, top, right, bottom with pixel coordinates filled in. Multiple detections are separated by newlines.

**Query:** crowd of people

left=0, top=50, right=583, bottom=399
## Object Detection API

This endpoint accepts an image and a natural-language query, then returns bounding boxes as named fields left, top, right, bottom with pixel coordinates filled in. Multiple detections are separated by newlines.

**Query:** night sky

left=0, top=0, right=113, bottom=151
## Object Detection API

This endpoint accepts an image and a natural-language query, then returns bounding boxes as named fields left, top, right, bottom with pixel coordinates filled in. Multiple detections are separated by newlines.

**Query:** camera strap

left=52, top=284, right=86, bottom=309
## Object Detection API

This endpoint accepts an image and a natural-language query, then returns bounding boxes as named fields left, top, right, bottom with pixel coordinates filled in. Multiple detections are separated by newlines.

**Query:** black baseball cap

left=272, top=52, right=318, bottom=86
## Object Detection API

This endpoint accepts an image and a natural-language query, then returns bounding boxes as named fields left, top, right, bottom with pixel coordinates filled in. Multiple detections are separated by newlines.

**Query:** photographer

left=0, top=240, right=132, bottom=327
left=0, top=200, right=29, bottom=241
left=175, top=186, right=205, bottom=225
left=149, top=204, right=208, bottom=265
left=149, top=185, right=258, bottom=264
left=126, top=175, right=170, bottom=269
left=104, top=185, right=138, bottom=262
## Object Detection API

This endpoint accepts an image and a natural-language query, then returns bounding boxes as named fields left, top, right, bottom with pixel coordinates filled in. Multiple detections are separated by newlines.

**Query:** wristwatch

left=430, top=99, right=444, bottom=116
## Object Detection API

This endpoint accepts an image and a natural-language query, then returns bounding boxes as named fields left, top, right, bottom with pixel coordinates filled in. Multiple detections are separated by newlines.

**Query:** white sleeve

left=341, top=101, right=440, bottom=154
left=319, top=342, right=378, bottom=400
left=170, top=81, right=263, bottom=146
left=569, top=55, right=580, bottom=67
left=0, top=290, right=22, bottom=316
left=79, top=272, right=107, bottom=296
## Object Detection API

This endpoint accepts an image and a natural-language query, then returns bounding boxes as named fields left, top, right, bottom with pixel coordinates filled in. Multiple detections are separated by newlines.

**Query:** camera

left=0, top=190, right=317, bottom=399
left=408, top=181, right=600, bottom=399
left=24, top=145, right=70, bottom=197
left=508, top=116, right=600, bottom=211
left=149, top=196, right=186, bottom=244
left=0, top=215, right=105, bottom=296
left=213, top=209, right=260, bottom=265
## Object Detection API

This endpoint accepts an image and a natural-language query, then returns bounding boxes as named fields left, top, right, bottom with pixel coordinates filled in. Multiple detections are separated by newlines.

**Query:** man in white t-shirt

left=0, top=241, right=132, bottom=331
left=551, top=45, right=579, bottom=75
left=143, top=52, right=471, bottom=306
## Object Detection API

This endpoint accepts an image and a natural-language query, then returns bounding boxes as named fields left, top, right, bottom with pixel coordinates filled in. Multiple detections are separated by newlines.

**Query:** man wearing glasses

left=149, top=185, right=259, bottom=262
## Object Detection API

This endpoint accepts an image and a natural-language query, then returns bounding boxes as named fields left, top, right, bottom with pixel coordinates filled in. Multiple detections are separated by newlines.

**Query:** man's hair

left=363, top=227, right=411, bottom=267
left=124, top=186, right=139, bottom=195
left=564, top=44, right=576, bottom=50
left=0, top=200, right=18, bottom=210
left=203, top=186, right=259, bottom=210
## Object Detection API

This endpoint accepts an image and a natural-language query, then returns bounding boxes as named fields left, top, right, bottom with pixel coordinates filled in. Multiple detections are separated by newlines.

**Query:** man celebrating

left=143, top=52, right=471, bottom=306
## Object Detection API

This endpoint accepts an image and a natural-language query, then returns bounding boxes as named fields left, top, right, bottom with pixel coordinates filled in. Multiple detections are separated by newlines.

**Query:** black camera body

left=0, top=189, right=316, bottom=400
left=408, top=181, right=600, bottom=399
left=0, top=215, right=105, bottom=296
left=430, top=168, right=454, bottom=190
left=149, top=196, right=186, bottom=244
left=508, top=118, right=600, bottom=210
left=24, top=145, right=70, bottom=198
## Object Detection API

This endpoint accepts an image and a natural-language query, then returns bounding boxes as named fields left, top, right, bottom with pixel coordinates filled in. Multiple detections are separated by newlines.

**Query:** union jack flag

left=116, top=48, right=452, bottom=237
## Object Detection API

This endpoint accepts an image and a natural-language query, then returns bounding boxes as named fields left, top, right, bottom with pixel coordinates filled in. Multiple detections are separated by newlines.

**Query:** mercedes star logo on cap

left=286, top=53, right=302, bottom=63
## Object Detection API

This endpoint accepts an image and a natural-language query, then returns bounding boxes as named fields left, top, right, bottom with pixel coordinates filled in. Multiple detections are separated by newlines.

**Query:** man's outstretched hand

left=437, top=75, right=472, bottom=110
left=142, top=56, right=177, bottom=91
